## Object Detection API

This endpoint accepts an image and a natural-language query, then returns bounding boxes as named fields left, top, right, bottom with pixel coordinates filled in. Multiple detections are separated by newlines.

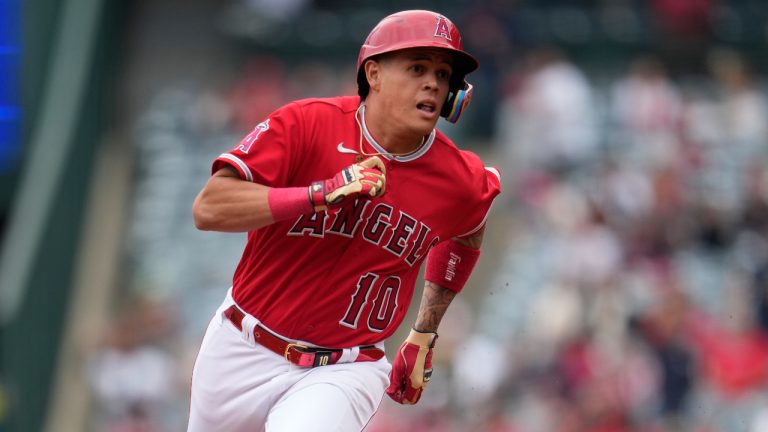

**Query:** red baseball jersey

left=211, top=96, right=501, bottom=348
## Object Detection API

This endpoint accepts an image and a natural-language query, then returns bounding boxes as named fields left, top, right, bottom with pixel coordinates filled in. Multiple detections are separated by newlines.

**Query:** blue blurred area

left=0, top=0, right=21, bottom=173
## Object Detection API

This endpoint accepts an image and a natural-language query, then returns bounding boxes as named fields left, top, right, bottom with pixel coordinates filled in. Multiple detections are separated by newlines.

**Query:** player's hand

left=386, top=328, right=437, bottom=405
left=309, top=156, right=386, bottom=211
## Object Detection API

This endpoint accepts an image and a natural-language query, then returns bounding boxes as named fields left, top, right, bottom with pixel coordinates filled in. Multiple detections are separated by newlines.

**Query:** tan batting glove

left=309, top=156, right=386, bottom=212
left=385, top=328, right=437, bottom=404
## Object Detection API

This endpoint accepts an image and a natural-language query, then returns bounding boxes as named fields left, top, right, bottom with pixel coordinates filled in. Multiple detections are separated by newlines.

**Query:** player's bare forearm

left=413, top=281, right=457, bottom=333
left=193, top=167, right=275, bottom=232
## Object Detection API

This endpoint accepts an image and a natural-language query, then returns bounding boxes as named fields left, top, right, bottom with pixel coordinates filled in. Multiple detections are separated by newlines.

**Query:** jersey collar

left=359, top=104, right=435, bottom=162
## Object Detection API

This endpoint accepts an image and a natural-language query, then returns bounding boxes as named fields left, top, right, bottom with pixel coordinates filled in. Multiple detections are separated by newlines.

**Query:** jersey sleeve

left=211, top=102, right=303, bottom=186
left=456, top=163, right=502, bottom=239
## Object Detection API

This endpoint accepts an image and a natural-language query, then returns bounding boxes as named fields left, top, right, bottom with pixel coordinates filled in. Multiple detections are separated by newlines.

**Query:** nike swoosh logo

left=337, top=142, right=358, bottom=154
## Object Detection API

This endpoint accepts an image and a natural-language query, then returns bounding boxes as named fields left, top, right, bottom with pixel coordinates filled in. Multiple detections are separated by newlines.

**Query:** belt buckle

left=284, top=342, right=309, bottom=362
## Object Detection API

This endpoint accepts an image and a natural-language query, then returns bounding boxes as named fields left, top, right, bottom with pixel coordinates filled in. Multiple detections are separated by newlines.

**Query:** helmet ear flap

left=441, top=81, right=473, bottom=123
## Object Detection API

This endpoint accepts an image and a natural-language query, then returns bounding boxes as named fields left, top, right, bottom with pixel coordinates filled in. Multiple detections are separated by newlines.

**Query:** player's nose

left=422, top=73, right=439, bottom=91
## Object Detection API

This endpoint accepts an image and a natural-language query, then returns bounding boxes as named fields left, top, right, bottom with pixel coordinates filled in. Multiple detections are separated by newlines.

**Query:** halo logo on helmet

left=356, top=10, right=479, bottom=123
left=434, top=16, right=452, bottom=40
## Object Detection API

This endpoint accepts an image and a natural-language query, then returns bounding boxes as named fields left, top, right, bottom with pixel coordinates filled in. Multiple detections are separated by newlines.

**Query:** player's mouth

left=416, top=101, right=438, bottom=119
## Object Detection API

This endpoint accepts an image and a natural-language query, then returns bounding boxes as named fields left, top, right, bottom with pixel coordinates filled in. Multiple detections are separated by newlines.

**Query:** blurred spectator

left=591, top=158, right=655, bottom=231
left=452, top=332, right=507, bottom=410
left=751, top=405, right=768, bottom=432
left=650, top=0, right=717, bottom=73
left=708, top=48, right=768, bottom=151
left=753, top=263, right=768, bottom=334
left=610, top=55, right=686, bottom=170
left=460, top=0, right=524, bottom=139
left=739, top=167, right=768, bottom=335
left=186, top=84, right=233, bottom=135
left=497, top=48, right=598, bottom=175
left=228, top=56, right=292, bottom=133
left=623, top=166, right=692, bottom=262
left=650, top=0, right=716, bottom=41
left=87, top=298, right=181, bottom=432
left=688, top=49, right=768, bottom=213
left=549, top=190, right=623, bottom=290
left=632, top=288, right=696, bottom=428
left=289, top=61, right=347, bottom=99
left=688, top=274, right=768, bottom=398
left=684, top=278, right=768, bottom=431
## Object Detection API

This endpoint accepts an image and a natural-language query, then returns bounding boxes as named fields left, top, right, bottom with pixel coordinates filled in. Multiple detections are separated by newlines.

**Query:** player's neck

left=362, top=105, right=426, bottom=155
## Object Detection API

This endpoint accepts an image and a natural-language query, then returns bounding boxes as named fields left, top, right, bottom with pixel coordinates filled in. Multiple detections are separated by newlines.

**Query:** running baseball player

left=188, top=9, right=501, bottom=431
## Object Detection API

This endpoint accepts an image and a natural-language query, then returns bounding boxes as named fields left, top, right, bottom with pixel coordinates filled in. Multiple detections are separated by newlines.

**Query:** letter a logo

left=434, top=15, right=452, bottom=41
left=236, top=119, right=270, bottom=154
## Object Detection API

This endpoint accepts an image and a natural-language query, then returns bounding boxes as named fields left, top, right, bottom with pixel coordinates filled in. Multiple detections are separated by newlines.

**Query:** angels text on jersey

left=288, top=198, right=440, bottom=268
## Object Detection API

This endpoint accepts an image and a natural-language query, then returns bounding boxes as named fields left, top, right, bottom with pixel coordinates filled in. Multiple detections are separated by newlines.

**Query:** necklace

left=354, top=103, right=426, bottom=162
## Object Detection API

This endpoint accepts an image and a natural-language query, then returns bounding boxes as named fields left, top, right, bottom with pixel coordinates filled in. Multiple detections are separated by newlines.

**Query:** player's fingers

left=385, top=384, right=396, bottom=397
left=359, top=167, right=383, bottom=179
left=374, top=171, right=386, bottom=196
left=360, top=155, right=386, bottom=174
left=360, top=174, right=386, bottom=197
left=386, top=389, right=405, bottom=404
left=375, top=175, right=386, bottom=197
left=385, top=367, right=406, bottom=403
left=403, top=387, right=422, bottom=405
left=363, top=173, right=384, bottom=185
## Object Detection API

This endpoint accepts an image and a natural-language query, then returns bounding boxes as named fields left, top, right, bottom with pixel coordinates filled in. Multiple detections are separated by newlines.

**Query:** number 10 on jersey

left=340, top=273, right=401, bottom=332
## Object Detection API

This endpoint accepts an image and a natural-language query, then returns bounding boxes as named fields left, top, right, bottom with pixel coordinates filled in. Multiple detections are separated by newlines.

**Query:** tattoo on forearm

left=413, top=281, right=457, bottom=333
left=454, top=227, right=484, bottom=249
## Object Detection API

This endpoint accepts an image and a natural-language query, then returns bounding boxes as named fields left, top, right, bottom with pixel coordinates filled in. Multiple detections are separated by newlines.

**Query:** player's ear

left=364, top=59, right=383, bottom=92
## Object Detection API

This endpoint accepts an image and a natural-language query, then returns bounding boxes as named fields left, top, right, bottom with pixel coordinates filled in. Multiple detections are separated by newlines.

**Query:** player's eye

left=409, top=64, right=425, bottom=74
left=437, top=69, right=452, bottom=80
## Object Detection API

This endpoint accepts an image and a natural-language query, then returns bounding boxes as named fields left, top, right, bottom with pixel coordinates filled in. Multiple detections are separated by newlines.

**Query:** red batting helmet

left=356, top=10, right=479, bottom=122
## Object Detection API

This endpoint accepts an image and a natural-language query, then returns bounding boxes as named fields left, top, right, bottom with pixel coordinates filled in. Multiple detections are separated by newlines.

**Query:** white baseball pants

left=187, top=291, right=391, bottom=432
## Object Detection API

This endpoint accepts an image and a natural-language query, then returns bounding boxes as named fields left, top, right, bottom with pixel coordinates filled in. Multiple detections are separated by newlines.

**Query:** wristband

left=424, top=240, right=481, bottom=293
left=309, top=181, right=327, bottom=211
left=267, top=187, right=314, bottom=221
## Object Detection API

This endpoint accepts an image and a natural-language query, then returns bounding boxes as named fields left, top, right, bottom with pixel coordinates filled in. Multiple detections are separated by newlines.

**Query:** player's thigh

left=189, top=316, right=290, bottom=432
left=266, top=360, right=390, bottom=432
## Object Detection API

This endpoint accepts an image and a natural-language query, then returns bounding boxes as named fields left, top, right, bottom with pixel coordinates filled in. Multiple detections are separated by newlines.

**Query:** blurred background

left=3, top=0, right=768, bottom=430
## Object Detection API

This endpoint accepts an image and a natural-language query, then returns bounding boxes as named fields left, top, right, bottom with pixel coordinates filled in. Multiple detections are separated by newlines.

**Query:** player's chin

left=408, top=123, right=435, bottom=138
left=411, top=114, right=439, bottom=134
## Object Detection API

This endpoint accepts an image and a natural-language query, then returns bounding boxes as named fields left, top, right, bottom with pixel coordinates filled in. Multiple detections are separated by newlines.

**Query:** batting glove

left=309, top=156, right=386, bottom=212
left=386, top=328, right=438, bottom=405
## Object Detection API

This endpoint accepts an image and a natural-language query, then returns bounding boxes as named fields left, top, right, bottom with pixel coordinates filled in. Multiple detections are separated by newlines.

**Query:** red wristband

left=424, top=240, right=481, bottom=293
left=267, top=187, right=314, bottom=221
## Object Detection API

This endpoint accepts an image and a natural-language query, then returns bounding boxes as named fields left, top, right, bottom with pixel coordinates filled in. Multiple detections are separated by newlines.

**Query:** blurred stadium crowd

left=16, top=0, right=768, bottom=431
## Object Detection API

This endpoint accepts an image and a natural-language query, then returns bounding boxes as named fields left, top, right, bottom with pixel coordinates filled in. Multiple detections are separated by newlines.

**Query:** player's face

left=374, top=49, right=453, bottom=135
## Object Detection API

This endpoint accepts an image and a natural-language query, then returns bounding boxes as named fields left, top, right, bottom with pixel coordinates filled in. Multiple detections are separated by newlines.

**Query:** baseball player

left=187, top=9, right=501, bottom=432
